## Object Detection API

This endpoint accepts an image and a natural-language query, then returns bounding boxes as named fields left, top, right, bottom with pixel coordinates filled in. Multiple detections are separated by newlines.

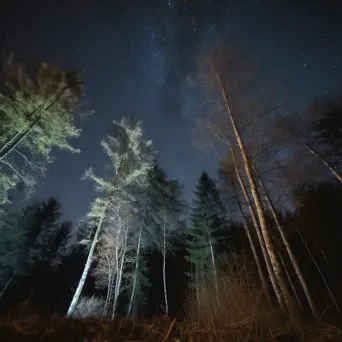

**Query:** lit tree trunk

left=66, top=198, right=110, bottom=317
left=257, top=174, right=319, bottom=318
left=127, top=225, right=143, bottom=317
left=0, top=269, right=16, bottom=301
left=231, top=147, right=285, bottom=309
left=223, top=94, right=293, bottom=311
left=232, top=180, right=271, bottom=305
left=112, top=225, right=128, bottom=317
left=103, top=256, right=112, bottom=316
left=297, top=229, right=340, bottom=313
left=208, top=230, right=219, bottom=305
left=162, top=219, right=168, bottom=316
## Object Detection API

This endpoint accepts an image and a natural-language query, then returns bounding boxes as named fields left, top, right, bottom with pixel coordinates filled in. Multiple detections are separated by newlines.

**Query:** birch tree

left=0, top=54, right=90, bottom=205
left=66, top=118, right=154, bottom=317
left=191, top=39, right=293, bottom=311
left=93, top=196, right=133, bottom=317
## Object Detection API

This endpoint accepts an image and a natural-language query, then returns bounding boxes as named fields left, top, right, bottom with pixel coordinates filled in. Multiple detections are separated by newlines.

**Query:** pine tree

left=0, top=211, right=30, bottom=299
left=128, top=165, right=186, bottom=317
left=186, top=172, right=226, bottom=303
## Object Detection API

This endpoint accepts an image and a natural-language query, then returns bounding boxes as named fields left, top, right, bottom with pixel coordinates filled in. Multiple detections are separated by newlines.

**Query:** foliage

left=74, top=296, right=106, bottom=318
left=0, top=211, right=29, bottom=287
left=0, top=54, right=91, bottom=205
left=186, top=172, right=226, bottom=280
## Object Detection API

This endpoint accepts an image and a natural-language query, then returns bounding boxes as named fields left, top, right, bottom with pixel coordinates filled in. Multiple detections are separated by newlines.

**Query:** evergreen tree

left=186, top=172, right=226, bottom=302
left=0, top=211, right=30, bottom=299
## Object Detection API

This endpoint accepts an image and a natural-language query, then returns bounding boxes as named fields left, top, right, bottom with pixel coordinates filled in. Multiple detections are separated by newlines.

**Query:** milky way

left=0, top=0, right=341, bottom=224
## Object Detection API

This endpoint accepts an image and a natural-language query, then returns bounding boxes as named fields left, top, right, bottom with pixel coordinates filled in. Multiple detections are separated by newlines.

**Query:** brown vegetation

left=1, top=256, right=341, bottom=341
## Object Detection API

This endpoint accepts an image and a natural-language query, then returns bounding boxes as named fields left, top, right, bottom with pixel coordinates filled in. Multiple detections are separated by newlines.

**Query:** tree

left=186, top=172, right=225, bottom=305
left=66, top=118, right=155, bottom=317
left=314, top=102, right=342, bottom=162
left=192, top=39, right=293, bottom=311
left=0, top=54, right=91, bottom=205
left=93, top=196, right=133, bottom=317
left=0, top=211, right=29, bottom=300
left=128, top=165, right=186, bottom=316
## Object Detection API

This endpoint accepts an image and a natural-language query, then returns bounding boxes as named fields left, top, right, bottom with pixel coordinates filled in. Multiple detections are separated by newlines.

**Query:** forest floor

left=0, top=314, right=342, bottom=342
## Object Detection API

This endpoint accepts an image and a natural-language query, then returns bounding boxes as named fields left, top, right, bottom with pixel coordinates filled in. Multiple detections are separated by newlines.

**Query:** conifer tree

left=186, top=172, right=226, bottom=304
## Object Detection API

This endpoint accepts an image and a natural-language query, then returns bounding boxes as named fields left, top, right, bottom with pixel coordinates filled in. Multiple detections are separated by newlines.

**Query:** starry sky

left=0, top=0, right=341, bottom=225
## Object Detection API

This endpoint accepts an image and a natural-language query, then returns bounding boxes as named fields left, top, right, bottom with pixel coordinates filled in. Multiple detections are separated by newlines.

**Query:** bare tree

left=255, top=169, right=319, bottom=318
left=192, top=39, right=293, bottom=311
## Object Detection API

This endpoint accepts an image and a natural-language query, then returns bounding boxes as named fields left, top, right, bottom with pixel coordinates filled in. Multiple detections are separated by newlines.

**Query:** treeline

left=1, top=40, right=342, bottom=321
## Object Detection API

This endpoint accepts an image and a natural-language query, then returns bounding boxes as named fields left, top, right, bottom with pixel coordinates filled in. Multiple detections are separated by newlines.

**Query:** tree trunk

left=258, top=174, right=319, bottom=318
left=0, top=88, right=67, bottom=161
left=127, top=225, right=143, bottom=317
left=162, top=220, right=168, bottom=316
left=208, top=231, right=219, bottom=305
left=195, top=266, right=200, bottom=307
left=302, top=141, right=342, bottom=185
left=66, top=198, right=110, bottom=317
left=103, top=257, right=112, bottom=316
left=297, top=229, right=340, bottom=313
left=223, top=92, right=293, bottom=311
left=0, top=269, right=16, bottom=301
left=112, top=224, right=128, bottom=318
left=231, top=147, right=284, bottom=309
left=232, top=180, right=272, bottom=305
left=278, top=250, right=304, bottom=311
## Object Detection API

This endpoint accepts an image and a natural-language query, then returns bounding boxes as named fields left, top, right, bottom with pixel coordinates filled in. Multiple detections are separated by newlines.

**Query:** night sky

left=0, top=0, right=341, bottom=225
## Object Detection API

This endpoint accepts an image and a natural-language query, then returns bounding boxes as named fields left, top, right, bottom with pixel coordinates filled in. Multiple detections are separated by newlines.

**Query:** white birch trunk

left=224, top=96, right=293, bottom=310
left=232, top=148, right=284, bottom=308
left=258, top=175, right=319, bottom=318
left=66, top=199, right=110, bottom=317
left=112, top=223, right=128, bottom=318
left=208, top=233, right=219, bottom=305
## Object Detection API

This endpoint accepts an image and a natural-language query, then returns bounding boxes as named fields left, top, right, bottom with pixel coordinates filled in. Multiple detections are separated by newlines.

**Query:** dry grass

left=0, top=255, right=341, bottom=341
left=182, top=254, right=342, bottom=342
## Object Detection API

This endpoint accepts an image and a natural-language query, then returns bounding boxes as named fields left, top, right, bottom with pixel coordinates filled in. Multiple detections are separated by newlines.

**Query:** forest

left=1, top=40, right=342, bottom=341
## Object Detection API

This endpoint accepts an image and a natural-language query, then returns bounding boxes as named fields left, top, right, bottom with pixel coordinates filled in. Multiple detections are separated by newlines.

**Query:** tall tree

left=0, top=54, right=91, bottom=205
left=0, top=211, right=29, bottom=300
left=192, top=39, right=293, bottom=311
left=186, top=172, right=225, bottom=304
left=66, top=118, right=155, bottom=317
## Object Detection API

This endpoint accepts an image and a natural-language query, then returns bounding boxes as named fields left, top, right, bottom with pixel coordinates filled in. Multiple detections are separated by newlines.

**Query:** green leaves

left=0, top=55, right=89, bottom=205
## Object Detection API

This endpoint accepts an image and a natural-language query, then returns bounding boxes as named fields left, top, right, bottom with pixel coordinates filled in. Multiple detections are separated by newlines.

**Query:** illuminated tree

left=192, top=39, right=293, bottom=311
left=0, top=54, right=90, bottom=205
left=66, top=118, right=155, bottom=317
